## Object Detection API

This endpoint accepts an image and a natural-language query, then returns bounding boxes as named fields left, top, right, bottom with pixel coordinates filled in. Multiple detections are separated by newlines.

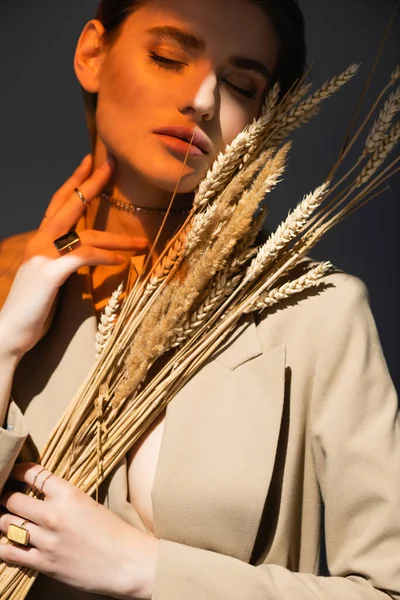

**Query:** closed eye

left=148, top=52, right=257, bottom=99
left=148, top=52, right=187, bottom=73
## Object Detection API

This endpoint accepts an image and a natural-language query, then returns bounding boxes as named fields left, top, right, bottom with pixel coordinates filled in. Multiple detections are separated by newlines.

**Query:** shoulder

left=254, top=255, right=373, bottom=356
left=0, top=230, right=36, bottom=310
left=297, top=256, right=369, bottom=316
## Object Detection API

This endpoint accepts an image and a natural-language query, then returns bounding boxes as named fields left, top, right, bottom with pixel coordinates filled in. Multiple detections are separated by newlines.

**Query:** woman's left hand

left=0, top=463, right=159, bottom=600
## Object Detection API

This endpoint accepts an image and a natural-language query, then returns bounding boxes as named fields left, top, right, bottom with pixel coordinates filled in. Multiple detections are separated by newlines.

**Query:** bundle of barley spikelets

left=1, top=62, right=399, bottom=599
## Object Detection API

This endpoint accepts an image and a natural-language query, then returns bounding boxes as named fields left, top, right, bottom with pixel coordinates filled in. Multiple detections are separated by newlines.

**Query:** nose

left=178, top=69, right=219, bottom=122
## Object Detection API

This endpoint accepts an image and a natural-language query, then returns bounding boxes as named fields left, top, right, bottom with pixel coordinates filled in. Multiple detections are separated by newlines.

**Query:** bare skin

left=0, top=0, right=279, bottom=597
left=76, top=0, right=279, bottom=309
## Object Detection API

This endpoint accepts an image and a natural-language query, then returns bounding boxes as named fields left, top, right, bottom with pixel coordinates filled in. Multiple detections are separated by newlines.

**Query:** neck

left=87, top=140, right=194, bottom=255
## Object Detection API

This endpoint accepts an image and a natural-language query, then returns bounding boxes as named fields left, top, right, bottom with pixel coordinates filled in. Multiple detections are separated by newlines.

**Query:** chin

left=140, top=160, right=208, bottom=194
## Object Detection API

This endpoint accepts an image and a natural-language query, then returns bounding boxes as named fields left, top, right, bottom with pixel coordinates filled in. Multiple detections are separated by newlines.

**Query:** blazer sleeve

left=152, top=275, right=400, bottom=600
left=0, top=231, right=33, bottom=491
left=0, top=397, right=29, bottom=491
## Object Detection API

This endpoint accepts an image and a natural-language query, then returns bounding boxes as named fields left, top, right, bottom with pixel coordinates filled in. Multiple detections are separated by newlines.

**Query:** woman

left=0, top=0, right=399, bottom=599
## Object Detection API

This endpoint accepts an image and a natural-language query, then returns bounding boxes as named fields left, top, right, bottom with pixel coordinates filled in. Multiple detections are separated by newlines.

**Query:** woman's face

left=76, top=0, right=279, bottom=194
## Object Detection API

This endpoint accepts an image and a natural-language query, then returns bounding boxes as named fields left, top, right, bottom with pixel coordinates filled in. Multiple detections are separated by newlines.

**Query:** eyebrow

left=146, top=25, right=272, bottom=81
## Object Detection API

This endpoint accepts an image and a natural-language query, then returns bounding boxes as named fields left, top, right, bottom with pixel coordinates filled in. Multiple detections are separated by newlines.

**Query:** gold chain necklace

left=100, top=191, right=192, bottom=217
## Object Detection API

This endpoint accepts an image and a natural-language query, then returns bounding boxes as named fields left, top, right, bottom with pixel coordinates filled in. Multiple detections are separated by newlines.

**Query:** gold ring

left=32, top=467, right=47, bottom=490
left=7, top=520, right=30, bottom=547
left=74, top=187, right=89, bottom=206
left=39, top=472, right=53, bottom=494
left=53, top=230, right=82, bottom=256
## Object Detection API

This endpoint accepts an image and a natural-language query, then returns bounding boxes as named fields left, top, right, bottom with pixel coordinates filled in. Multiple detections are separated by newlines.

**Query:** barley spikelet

left=195, top=89, right=280, bottom=207
left=291, top=64, right=360, bottom=114
left=95, top=283, right=124, bottom=360
left=391, top=64, right=400, bottom=84
left=281, top=82, right=314, bottom=112
left=270, top=106, right=322, bottom=144
left=114, top=280, right=179, bottom=402
left=170, top=147, right=288, bottom=318
left=364, top=86, right=400, bottom=155
left=166, top=148, right=287, bottom=334
left=245, top=182, right=330, bottom=284
left=144, top=229, right=188, bottom=297
left=240, top=84, right=281, bottom=166
left=115, top=147, right=288, bottom=404
left=356, top=121, right=400, bottom=187
left=189, top=149, right=273, bottom=257
left=235, top=204, right=268, bottom=256
left=245, top=261, right=333, bottom=313
left=185, top=204, right=219, bottom=254
left=168, top=208, right=267, bottom=350
left=261, top=82, right=281, bottom=117
left=269, top=64, right=360, bottom=143
left=218, top=148, right=275, bottom=208
left=194, top=131, right=252, bottom=208
left=168, top=273, right=242, bottom=349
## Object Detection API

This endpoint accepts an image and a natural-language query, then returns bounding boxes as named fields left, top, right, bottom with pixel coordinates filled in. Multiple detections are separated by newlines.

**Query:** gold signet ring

left=7, top=521, right=30, bottom=547
left=74, top=187, right=89, bottom=206
left=53, top=230, right=82, bottom=256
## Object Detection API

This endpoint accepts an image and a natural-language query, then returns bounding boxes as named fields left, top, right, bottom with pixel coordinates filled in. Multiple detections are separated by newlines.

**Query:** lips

left=153, top=126, right=212, bottom=155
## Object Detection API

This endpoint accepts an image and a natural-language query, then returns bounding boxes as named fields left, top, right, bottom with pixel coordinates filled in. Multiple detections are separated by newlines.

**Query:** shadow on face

left=75, top=0, right=280, bottom=194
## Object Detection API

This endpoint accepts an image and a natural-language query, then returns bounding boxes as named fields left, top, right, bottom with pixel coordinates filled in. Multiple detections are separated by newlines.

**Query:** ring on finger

left=53, top=229, right=82, bottom=256
left=39, top=472, right=54, bottom=495
left=32, top=467, right=47, bottom=490
left=74, top=187, right=89, bottom=207
left=7, top=519, right=31, bottom=547
left=31, top=467, right=53, bottom=495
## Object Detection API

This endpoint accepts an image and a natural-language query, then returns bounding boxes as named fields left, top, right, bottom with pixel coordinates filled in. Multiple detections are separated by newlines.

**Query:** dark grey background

left=0, top=1, right=399, bottom=388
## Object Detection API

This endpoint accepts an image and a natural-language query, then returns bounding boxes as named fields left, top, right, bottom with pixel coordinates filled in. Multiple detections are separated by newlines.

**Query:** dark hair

left=83, top=0, right=307, bottom=148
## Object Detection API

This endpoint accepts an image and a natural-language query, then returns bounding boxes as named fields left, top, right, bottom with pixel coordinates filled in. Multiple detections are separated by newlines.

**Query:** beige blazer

left=0, top=227, right=399, bottom=600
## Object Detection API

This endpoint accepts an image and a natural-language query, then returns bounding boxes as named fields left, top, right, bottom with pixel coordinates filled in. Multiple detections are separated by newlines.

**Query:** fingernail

left=116, top=254, right=126, bottom=263
left=81, top=154, right=92, bottom=165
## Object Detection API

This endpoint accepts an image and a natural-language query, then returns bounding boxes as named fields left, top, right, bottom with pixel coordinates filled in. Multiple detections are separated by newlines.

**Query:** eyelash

left=147, top=52, right=257, bottom=99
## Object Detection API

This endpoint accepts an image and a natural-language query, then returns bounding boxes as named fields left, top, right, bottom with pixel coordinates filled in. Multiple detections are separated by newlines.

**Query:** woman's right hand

left=0, top=154, right=147, bottom=360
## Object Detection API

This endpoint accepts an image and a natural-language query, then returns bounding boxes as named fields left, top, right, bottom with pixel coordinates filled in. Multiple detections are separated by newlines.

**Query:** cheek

left=97, top=58, right=146, bottom=122
left=95, top=53, right=164, bottom=154
left=218, top=92, right=261, bottom=149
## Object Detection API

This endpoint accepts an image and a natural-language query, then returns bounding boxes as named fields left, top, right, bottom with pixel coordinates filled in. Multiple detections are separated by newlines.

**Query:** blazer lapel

left=152, top=314, right=287, bottom=563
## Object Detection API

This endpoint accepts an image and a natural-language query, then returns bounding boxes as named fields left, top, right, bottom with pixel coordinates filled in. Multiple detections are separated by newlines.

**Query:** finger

left=0, top=513, right=43, bottom=551
left=10, top=464, right=64, bottom=500
left=79, top=230, right=148, bottom=252
left=0, top=492, right=47, bottom=527
left=39, top=154, right=93, bottom=231
left=42, top=157, right=115, bottom=239
left=48, top=247, right=128, bottom=287
left=0, top=535, right=43, bottom=571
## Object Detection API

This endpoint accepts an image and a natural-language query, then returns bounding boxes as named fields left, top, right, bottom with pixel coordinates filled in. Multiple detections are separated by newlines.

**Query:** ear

left=74, top=20, right=107, bottom=94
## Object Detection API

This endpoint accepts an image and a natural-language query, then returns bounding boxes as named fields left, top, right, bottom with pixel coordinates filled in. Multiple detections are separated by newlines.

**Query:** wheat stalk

left=187, top=149, right=272, bottom=255
left=391, top=64, right=400, bottom=84
left=244, top=183, right=330, bottom=284
left=268, top=64, right=360, bottom=144
left=194, top=86, right=281, bottom=207
left=356, top=121, right=400, bottom=186
left=95, top=283, right=124, bottom=360
left=114, top=146, right=289, bottom=406
left=143, top=227, right=189, bottom=297
left=3, top=57, right=400, bottom=599
left=244, top=261, right=333, bottom=313
left=364, top=85, right=400, bottom=155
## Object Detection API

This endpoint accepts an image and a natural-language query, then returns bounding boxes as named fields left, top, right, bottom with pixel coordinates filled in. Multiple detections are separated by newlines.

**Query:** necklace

left=100, top=191, right=192, bottom=217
